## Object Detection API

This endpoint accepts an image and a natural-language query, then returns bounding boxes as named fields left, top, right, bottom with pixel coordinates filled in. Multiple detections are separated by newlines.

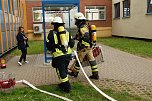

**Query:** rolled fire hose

left=74, top=50, right=117, bottom=101
left=16, top=80, right=72, bottom=101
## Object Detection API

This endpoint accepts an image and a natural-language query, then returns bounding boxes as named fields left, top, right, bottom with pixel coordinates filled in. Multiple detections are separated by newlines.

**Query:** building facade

left=25, top=0, right=112, bottom=40
left=0, top=0, right=112, bottom=57
left=25, top=0, right=42, bottom=40
left=112, top=0, right=152, bottom=39
left=0, top=0, right=27, bottom=57
left=1, top=0, right=152, bottom=57
left=80, top=0, right=112, bottom=37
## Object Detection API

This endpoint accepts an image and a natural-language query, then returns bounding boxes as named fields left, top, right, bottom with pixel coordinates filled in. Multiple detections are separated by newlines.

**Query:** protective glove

left=92, top=42, right=96, bottom=48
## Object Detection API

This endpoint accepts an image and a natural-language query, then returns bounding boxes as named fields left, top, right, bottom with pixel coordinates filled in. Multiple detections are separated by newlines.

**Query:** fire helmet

left=51, top=17, right=65, bottom=25
left=74, top=12, right=86, bottom=20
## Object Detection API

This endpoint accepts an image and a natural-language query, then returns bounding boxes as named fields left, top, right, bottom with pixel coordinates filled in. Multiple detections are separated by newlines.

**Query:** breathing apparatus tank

left=90, top=25, right=97, bottom=43
left=58, top=26, right=68, bottom=52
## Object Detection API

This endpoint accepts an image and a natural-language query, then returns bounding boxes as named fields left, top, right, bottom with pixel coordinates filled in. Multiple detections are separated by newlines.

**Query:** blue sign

left=42, top=0, right=79, bottom=5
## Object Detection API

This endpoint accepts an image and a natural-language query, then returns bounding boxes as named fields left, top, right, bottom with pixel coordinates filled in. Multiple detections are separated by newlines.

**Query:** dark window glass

left=114, top=3, right=120, bottom=18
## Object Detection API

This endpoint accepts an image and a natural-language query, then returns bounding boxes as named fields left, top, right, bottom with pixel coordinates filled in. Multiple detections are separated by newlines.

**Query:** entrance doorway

left=42, top=0, right=80, bottom=63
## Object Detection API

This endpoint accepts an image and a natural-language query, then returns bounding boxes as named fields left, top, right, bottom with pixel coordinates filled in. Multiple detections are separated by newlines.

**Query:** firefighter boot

left=58, top=81, right=71, bottom=93
left=68, top=71, right=79, bottom=77
left=89, top=72, right=99, bottom=80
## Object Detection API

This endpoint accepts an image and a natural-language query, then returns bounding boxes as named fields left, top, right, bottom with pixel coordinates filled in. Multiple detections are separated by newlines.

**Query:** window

left=8, top=0, right=11, bottom=13
left=0, top=0, right=2, bottom=10
left=33, top=7, right=42, bottom=22
left=123, top=0, right=130, bottom=17
left=114, top=3, right=120, bottom=18
left=33, top=7, right=55, bottom=22
left=147, top=0, right=152, bottom=13
left=85, top=6, right=106, bottom=20
left=12, top=0, right=14, bottom=14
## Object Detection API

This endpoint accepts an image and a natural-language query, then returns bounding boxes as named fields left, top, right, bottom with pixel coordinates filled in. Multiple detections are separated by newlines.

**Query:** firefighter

left=47, top=17, right=75, bottom=93
left=68, top=12, right=99, bottom=80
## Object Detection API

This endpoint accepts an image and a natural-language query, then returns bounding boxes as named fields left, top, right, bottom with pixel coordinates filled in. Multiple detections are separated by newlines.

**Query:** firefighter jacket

left=77, top=23, right=90, bottom=50
left=47, top=30, right=74, bottom=58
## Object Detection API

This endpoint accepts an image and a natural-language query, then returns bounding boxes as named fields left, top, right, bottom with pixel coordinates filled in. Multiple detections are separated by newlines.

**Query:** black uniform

left=16, top=32, right=28, bottom=62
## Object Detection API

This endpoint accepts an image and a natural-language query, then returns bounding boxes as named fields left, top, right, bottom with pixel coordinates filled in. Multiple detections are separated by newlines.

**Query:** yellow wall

left=27, top=29, right=51, bottom=40
left=27, top=27, right=112, bottom=41
left=27, top=30, right=44, bottom=40
left=112, top=0, right=152, bottom=39
left=97, top=27, right=112, bottom=37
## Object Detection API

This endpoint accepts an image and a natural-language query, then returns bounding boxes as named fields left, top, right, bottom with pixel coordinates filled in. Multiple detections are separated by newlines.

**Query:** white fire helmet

left=74, top=12, right=86, bottom=20
left=51, top=17, right=65, bottom=24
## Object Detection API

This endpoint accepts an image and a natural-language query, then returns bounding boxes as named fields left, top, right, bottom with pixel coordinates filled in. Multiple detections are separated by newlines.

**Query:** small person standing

left=16, top=26, right=29, bottom=66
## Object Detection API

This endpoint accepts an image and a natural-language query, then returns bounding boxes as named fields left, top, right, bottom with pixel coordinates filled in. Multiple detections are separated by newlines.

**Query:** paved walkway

left=1, top=44, right=152, bottom=100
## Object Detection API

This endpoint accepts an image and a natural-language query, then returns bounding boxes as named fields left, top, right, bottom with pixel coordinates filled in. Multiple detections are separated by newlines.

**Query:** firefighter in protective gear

left=68, top=12, right=99, bottom=80
left=46, top=17, right=75, bottom=93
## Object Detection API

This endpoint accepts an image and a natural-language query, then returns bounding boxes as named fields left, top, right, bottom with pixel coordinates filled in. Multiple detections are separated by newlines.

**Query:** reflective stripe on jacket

left=78, top=24, right=90, bottom=48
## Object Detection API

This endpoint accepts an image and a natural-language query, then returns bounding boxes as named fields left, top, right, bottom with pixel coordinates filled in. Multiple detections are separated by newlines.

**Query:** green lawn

left=10, top=41, right=44, bottom=56
left=0, top=83, right=149, bottom=101
left=98, top=37, right=152, bottom=58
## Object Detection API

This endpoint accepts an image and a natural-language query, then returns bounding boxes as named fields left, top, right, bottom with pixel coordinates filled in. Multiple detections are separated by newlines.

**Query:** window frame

left=32, top=7, right=56, bottom=23
left=32, top=7, right=43, bottom=22
left=85, top=6, right=106, bottom=21
left=123, top=0, right=130, bottom=17
left=8, top=0, right=11, bottom=13
left=147, top=0, right=152, bottom=14
left=114, top=2, right=120, bottom=18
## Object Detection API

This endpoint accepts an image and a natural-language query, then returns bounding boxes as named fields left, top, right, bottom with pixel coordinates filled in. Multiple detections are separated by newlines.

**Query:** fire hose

left=16, top=80, right=73, bottom=101
left=0, top=72, right=72, bottom=101
left=73, top=50, right=117, bottom=101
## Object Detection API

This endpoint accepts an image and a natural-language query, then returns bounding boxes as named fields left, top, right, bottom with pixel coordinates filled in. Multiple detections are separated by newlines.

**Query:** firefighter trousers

left=70, top=47, right=98, bottom=73
left=52, top=55, right=71, bottom=82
